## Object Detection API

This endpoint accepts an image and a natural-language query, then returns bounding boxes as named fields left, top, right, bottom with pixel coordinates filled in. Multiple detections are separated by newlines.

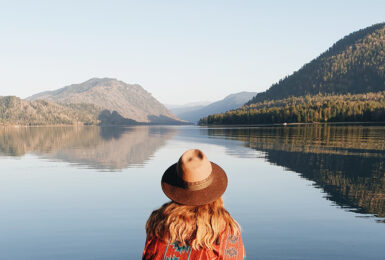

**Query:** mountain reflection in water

left=0, top=126, right=176, bottom=170
left=206, top=125, right=385, bottom=221
left=1, top=124, right=384, bottom=222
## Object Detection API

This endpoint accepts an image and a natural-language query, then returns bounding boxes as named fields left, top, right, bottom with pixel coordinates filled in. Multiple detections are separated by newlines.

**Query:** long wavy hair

left=145, top=197, right=239, bottom=250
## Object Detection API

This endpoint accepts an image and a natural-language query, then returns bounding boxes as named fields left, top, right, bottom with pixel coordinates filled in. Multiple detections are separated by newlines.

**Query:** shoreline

left=198, top=121, right=385, bottom=128
left=0, top=122, right=194, bottom=128
left=2, top=121, right=385, bottom=128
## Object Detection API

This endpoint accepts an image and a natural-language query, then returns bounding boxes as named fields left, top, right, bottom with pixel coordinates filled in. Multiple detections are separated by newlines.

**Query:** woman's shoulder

left=217, top=226, right=245, bottom=259
left=142, top=236, right=166, bottom=260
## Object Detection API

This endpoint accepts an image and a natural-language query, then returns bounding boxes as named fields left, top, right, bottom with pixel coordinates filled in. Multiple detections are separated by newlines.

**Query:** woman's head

left=161, top=149, right=228, bottom=206
left=146, top=197, right=239, bottom=250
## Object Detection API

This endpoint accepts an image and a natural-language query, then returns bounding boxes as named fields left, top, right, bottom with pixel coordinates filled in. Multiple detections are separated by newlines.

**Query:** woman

left=143, top=149, right=245, bottom=259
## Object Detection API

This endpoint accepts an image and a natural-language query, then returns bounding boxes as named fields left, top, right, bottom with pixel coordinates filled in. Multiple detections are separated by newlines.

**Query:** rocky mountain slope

left=0, top=96, right=100, bottom=125
left=27, top=78, right=183, bottom=124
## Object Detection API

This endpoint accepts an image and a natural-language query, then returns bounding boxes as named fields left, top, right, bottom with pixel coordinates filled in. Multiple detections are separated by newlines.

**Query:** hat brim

left=161, top=162, right=228, bottom=206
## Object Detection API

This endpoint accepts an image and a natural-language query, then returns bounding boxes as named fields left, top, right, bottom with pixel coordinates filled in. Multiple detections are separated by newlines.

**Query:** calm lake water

left=0, top=124, right=384, bottom=259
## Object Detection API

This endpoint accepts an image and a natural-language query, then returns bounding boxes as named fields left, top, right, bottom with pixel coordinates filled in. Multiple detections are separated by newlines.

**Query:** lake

left=0, top=124, right=384, bottom=259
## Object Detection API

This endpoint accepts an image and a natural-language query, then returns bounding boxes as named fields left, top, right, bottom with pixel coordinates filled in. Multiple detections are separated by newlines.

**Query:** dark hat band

left=177, top=172, right=214, bottom=191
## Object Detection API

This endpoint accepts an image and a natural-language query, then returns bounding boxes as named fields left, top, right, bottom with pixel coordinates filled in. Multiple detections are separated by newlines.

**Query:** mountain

left=174, top=91, right=257, bottom=123
left=200, top=23, right=385, bottom=125
left=167, top=101, right=211, bottom=116
left=247, top=22, right=385, bottom=104
left=0, top=96, right=100, bottom=125
left=27, top=78, right=184, bottom=124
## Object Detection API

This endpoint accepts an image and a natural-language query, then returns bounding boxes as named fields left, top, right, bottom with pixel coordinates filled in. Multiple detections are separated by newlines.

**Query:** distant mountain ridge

left=27, top=78, right=184, bottom=124
left=167, top=101, right=212, bottom=116
left=248, top=22, right=385, bottom=104
left=174, top=91, right=257, bottom=123
left=167, top=101, right=212, bottom=110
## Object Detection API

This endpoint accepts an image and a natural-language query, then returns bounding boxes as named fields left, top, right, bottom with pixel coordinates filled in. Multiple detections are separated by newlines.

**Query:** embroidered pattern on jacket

left=225, top=247, right=238, bottom=257
left=227, top=235, right=239, bottom=243
left=165, top=256, right=180, bottom=260
left=171, top=242, right=190, bottom=254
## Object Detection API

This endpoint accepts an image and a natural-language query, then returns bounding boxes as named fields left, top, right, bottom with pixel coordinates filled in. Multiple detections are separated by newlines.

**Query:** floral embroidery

left=225, top=247, right=238, bottom=257
left=228, top=235, right=239, bottom=243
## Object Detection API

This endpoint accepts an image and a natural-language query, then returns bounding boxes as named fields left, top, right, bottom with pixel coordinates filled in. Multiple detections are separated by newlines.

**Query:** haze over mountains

left=167, top=101, right=212, bottom=116
left=169, top=91, right=257, bottom=123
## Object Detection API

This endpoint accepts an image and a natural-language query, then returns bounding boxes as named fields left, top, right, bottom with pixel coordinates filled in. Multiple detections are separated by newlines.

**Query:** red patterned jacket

left=142, top=230, right=245, bottom=260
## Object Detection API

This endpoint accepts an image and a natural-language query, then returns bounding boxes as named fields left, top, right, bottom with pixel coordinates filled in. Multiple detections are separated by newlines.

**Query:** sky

left=0, top=1, right=384, bottom=105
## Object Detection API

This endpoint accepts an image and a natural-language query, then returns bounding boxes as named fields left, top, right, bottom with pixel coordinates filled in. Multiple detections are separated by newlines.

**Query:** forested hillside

left=199, top=92, right=385, bottom=125
left=248, top=22, right=385, bottom=103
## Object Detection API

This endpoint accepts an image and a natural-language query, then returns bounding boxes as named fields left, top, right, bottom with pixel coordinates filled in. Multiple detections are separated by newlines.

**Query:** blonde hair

left=145, top=197, right=239, bottom=250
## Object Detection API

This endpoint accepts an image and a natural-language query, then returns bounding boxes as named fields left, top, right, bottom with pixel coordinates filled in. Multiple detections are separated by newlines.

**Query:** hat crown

left=177, top=149, right=212, bottom=183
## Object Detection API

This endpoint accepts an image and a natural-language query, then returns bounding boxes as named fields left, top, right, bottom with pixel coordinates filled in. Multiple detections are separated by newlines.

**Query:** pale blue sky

left=0, top=0, right=384, bottom=105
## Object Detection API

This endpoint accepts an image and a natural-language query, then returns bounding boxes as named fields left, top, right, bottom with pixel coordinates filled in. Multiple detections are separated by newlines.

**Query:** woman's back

left=143, top=199, right=245, bottom=260
left=142, top=149, right=246, bottom=260
left=143, top=230, right=245, bottom=259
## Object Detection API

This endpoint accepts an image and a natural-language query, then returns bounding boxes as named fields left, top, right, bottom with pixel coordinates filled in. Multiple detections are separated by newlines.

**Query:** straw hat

left=161, top=149, right=228, bottom=206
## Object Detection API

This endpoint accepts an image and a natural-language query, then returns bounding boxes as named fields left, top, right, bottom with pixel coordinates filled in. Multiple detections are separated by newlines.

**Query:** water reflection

left=206, top=125, right=385, bottom=221
left=0, top=126, right=176, bottom=170
left=1, top=125, right=384, bottom=220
